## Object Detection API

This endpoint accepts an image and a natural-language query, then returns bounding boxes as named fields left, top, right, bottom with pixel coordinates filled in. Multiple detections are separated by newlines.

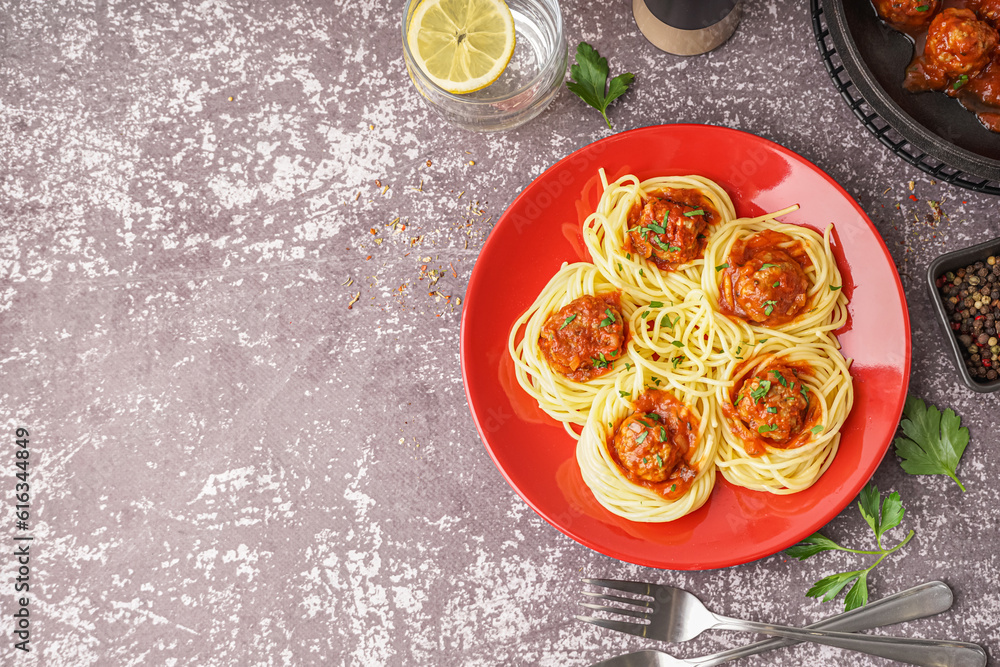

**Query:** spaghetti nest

left=508, top=262, right=640, bottom=439
left=509, top=170, right=854, bottom=522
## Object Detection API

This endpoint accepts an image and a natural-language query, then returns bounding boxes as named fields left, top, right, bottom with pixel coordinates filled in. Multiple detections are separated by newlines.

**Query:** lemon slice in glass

left=406, top=0, right=516, bottom=95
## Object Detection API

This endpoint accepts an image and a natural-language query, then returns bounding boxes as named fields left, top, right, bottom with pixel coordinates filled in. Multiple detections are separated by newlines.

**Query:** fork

left=577, top=578, right=986, bottom=667
left=582, top=581, right=956, bottom=667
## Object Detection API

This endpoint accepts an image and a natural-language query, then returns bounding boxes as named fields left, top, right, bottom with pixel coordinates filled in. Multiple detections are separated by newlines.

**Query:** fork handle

left=711, top=615, right=986, bottom=667
left=690, top=581, right=954, bottom=666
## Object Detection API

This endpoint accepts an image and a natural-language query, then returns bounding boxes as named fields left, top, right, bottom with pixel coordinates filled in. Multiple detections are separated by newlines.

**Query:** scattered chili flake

left=366, top=255, right=372, bottom=261
left=909, top=194, right=918, bottom=201
left=375, top=179, right=382, bottom=188
left=450, top=262, right=458, bottom=278
left=370, top=228, right=378, bottom=235
left=426, top=159, right=432, bottom=167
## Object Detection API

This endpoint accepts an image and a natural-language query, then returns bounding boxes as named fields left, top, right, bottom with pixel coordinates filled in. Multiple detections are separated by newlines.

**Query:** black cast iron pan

left=813, top=0, right=1000, bottom=193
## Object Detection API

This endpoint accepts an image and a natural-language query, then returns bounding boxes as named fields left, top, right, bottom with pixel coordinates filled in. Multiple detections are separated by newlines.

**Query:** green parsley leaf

left=844, top=572, right=870, bottom=612
left=715, top=263, right=729, bottom=271
left=565, top=42, right=635, bottom=129
left=617, top=262, right=623, bottom=272
left=764, top=299, right=777, bottom=316
left=635, top=430, right=648, bottom=444
left=767, top=406, right=777, bottom=414
left=758, top=424, right=778, bottom=433
left=750, top=380, right=771, bottom=403
left=559, top=314, right=576, bottom=330
left=953, top=74, right=970, bottom=90
left=672, top=356, right=684, bottom=369
left=785, top=533, right=843, bottom=560
left=806, top=570, right=864, bottom=603
left=758, top=263, right=779, bottom=271
left=598, top=308, right=616, bottom=327
left=618, top=390, right=630, bottom=398
left=683, top=208, right=705, bottom=217
left=893, top=396, right=969, bottom=491
left=916, top=4, right=929, bottom=10
left=647, top=413, right=660, bottom=421
left=660, top=426, right=667, bottom=440
left=654, top=453, right=664, bottom=467
left=624, top=362, right=632, bottom=371
left=642, top=310, right=650, bottom=318
left=649, top=301, right=664, bottom=308
left=770, top=370, right=788, bottom=387
left=639, top=268, right=644, bottom=277
left=811, top=425, right=824, bottom=434
left=773, top=281, right=780, bottom=288
left=670, top=340, right=684, bottom=348
left=830, top=285, right=842, bottom=291
left=790, top=483, right=915, bottom=610
left=651, top=376, right=661, bottom=386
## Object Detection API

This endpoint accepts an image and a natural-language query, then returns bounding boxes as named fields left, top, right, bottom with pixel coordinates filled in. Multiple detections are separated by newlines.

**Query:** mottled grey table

left=2, top=0, right=998, bottom=665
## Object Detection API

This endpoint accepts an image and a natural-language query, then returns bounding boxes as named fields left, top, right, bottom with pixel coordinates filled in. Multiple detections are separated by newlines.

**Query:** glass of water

left=401, top=0, right=567, bottom=132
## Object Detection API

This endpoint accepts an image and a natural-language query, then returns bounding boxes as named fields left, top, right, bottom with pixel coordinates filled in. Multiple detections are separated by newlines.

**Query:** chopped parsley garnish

left=773, top=280, right=780, bottom=288
left=635, top=430, right=648, bottom=444
left=624, top=362, right=632, bottom=371
left=598, top=308, right=616, bottom=327
left=953, top=74, right=969, bottom=90
left=643, top=457, right=648, bottom=465
left=651, top=376, right=661, bottom=386
left=764, top=300, right=777, bottom=316
left=660, top=427, right=667, bottom=440
left=916, top=4, right=929, bottom=10
left=830, top=285, right=842, bottom=291
left=654, top=453, right=664, bottom=467
left=617, top=262, right=623, bottom=272
left=670, top=484, right=676, bottom=492
left=771, top=370, right=788, bottom=387
left=650, top=301, right=664, bottom=308
left=671, top=340, right=684, bottom=348
left=751, top=380, right=772, bottom=404
left=811, top=425, right=825, bottom=434
left=684, top=208, right=705, bottom=217
left=559, top=314, right=577, bottom=330
left=639, top=268, right=645, bottom=277
left=758, top=263, right=779, bottom=271
left=646, top=413, right=660, bottom=421
left=715, top=263, right=729, bottom=271
left=592, top=353, right=611, bottom=369
left=672, top=356, right=684, bottom=369
left=642, top=310, right=650, bottom=318
left=618, top=390, right=630, bottom=398
left=800, top=384, right=809, bottom=403
left=662, top=314, right=678, bottom=327
left=735, top=392, right=744, bottom=405
left=767, top=406, right=778, bottom=414
left=642, top=222, right=666, bottom=235
left=626, top=253, right=632, bottom=260
left=759, top=424, right=779, bottom=433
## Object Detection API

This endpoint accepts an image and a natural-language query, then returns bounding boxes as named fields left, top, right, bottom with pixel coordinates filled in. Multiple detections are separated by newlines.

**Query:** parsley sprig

left=893, top=396, right=969, bottom=492
left=566, top=42, right=635, bottom=129
left=786, top=483, right=914, bottom=611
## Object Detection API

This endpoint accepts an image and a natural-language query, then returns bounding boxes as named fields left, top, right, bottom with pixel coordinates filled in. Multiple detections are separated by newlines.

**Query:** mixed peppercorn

left=937, top=255, right=1000, bottom=382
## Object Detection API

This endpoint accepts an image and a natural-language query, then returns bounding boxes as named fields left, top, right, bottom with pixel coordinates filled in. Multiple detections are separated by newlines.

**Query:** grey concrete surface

left=1, top=0, right=998, bottom=665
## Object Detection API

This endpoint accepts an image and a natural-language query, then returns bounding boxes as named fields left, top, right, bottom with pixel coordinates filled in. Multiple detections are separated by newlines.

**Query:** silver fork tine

left=583, top=578, right=654, bottom=597
left=575, top=615, right=651, bottom=640
left=580, top=602, right=650, bottom=620
left=582, top=591, right=655, bottom=608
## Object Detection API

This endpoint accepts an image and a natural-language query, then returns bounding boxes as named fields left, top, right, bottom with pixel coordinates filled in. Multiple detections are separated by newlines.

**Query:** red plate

left=460, top=124, right=911, bottom=570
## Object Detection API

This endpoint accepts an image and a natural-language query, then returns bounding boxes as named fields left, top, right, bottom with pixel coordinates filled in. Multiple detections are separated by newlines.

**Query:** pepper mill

left=633, top=0, right=742, bottom=56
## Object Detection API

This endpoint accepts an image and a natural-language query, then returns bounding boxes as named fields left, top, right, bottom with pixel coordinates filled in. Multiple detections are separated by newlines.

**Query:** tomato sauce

left=539, top=293, right=627, bottom=382
left=717, top=229, right=811, bottom=327
left=720, top=359, right=822, bottom=456
left=606, top=389, right=699, bottom=500
left=623, top=188, right=720, bottom=271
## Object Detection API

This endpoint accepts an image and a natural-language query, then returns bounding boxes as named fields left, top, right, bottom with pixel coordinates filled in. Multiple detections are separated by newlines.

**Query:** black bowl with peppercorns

left=929, top=237, right=1000, bottom=392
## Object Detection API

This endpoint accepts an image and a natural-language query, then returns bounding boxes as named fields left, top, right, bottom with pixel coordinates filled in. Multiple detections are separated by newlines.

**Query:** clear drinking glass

left=402, top=0, right=567, bottom=132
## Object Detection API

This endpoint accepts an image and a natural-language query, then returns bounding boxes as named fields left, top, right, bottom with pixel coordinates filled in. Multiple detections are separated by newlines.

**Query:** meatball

left=612, top=412, right=688, bottom=483
left=539, top=294, right=625, bottom=382
left=734, top=365, right=809, bottom=442
left=925, top=8, right=998, bottom=79
left=969, top=0, right=1000, bottom=27
left=874, top=0, right=940, bottom=31
left=732, top=249, right=810, bottom=325
left=625, top=189, right=714, bottom=269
